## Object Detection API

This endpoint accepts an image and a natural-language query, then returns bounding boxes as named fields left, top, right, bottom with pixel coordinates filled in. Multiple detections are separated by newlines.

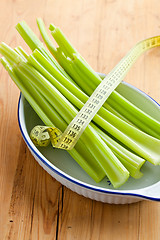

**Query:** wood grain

left=1, top=0, right=160, bottom=239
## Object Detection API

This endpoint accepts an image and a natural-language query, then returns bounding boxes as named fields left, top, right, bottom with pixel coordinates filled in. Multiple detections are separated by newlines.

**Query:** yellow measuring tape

left=30, top=36, right=160, bottom=150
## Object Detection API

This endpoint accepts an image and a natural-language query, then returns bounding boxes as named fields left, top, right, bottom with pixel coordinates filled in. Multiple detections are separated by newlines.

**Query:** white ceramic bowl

left=18, top=81, right=160, bottom=204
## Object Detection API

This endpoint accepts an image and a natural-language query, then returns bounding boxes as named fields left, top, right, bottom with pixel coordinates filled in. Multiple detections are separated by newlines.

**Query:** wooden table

left=1, top=0, right=160, bottom=239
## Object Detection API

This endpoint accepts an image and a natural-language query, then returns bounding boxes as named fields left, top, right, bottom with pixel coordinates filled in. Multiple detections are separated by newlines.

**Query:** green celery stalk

left=12, top=61, right=129, bottom=188
left=31, top=48, right=129, bottom=122
left=47, top=20, right=160, bottom=139
left=39, top=18, right=159, bottom=134
left=49, top=23, right=76, bottom=58
left=1, top=57, right=53, bottom=127
left=72, top=53, right=160, bottom=138
left=36, top=18, right=92, bottom=90
left=19, top=19, right=127, bottom=119
left=93, top=124, right=145, bottom=179
left=26, top=49, right=160, bottom=165
left=1, top=56, right=107, bottom=183
left=107, top=91, right=160, bottom=138
left=0, top=42, right=24, bottom=64
left=25, top=51, right=146, bottom=177
left=1, top=24, right=151, bottom=187
left=16, top=21, right=74, bottom=82
left=70, top=59, right=97, bottom=94
left=14, top=46, right=29, bottom=60
left=29, top=49, right=93, bottom=101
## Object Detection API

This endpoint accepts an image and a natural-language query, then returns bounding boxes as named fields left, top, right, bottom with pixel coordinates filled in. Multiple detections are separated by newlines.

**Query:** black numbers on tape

left=68, top=130, right=77, bottom=138
left=92, top=98, right=99, bottom=104
left=72, top=124, right=80, bottom=131
left=103, top=85, right=111, bottom=90
left=95, top=93, right=103, bottom=99
left=80, top=113, right=88, bottom=119
left=99, top=89, right=107, bottom=95
left=60, top=144, right=69, bottom=149
left=77, top=119, right=85, bottom=125
left=84, top=108, right=92, bottom=114
left=63, top=137, right=72, bottom=144
left=88, top=103, right=96, bottom=109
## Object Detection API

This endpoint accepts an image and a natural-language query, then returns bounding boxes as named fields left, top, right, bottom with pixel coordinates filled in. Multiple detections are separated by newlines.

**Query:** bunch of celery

left=1, top=19, right=160, bottom=188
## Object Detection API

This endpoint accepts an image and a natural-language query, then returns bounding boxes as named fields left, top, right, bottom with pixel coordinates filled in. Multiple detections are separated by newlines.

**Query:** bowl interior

left=20, top=82, right=160, bottom=191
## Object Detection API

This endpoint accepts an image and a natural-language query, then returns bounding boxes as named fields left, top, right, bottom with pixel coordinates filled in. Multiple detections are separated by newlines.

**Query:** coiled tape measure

left=30, top=36, right=160, bottom=150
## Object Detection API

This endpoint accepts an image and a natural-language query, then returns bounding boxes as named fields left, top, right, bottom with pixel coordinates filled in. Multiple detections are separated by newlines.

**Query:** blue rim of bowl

left=17, top=83, right=160, bottom=202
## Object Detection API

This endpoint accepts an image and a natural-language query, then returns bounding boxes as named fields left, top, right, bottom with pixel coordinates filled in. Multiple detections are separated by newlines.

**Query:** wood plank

left=1, top=0, right=160, bottom=239
left=0, top=0, right=62, bottom=239
left=56, top=0, right=160, bottom=239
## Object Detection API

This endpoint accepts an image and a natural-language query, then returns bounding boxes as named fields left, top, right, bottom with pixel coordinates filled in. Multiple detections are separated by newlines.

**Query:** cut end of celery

left=113, top=171, right=130, bottom=188
left=131, top=158, right=145, bottom=179
left=132, top=170, right=143, bottom=179
left=16, top=21, right=43, bottom=51
left=36, top=18, right=43, bottom=24
left=49, top=24, right=56, bottom=31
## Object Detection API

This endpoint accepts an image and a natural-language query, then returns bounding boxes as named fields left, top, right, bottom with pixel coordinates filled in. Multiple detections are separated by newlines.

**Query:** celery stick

left=74, top=51, right=160, bottom=138
left=1, top=57, right=53, bottom=127
left=0, top=42, right=24, bottom=64
left=1, top=43, right=160, bottom=167
left=1, top=40, right=129, bottom=187
left=16, top=21, right=73, bottom=80
left=13, top=62, right=129, bottom=188
left=100, top=101, right=131, bottom=123
left=30, top=50, right=93, bottom=96
left=15, top=46, right=29, bottom=60
left=36, top=18, right=57, bottom=56
left=31, top=49, right=130, bottom=122
left=2, top=20, right=160, bottom=188
left=107, top=91, right=160, bottom=138
left=1, top=57, right=106, bottom=183
left=26, top=49, right=160, bottom=165
left=49, top=23, right=76, bottom=58
left=2, top=53, right=125, bottom=184
left=14, top=48, right=27, bottom=61
left=49, top=22, right=91, bottom=69
left=36, top=18, right=81, bottom=87
left=93, top=124, right=145, bottom=178
left=72, top=53, right=160, bottom=138
left=70, top=61, right=96, bottom=95
left=16, top=21, right=44, bottom=50
left=48, top=21, right=160, bottom=139
left=16, top=61, right=160, bottom=167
